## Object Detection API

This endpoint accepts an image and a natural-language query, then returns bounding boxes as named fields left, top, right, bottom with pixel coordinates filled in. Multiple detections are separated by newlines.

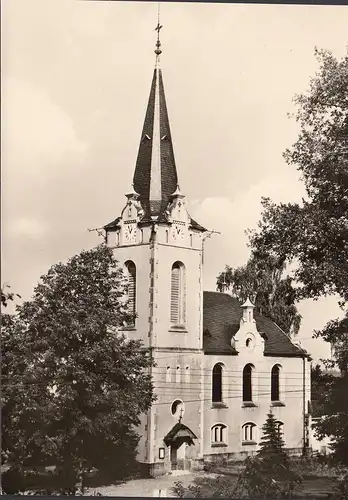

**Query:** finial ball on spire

left=154, top=20, right=163, bottom=57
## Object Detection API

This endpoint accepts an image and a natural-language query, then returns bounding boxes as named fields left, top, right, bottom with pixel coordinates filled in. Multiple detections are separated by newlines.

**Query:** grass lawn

left=186, top=463, right=344, bottom=499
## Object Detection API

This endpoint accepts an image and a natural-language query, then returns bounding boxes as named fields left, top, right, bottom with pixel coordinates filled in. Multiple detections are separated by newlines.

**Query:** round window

left=246, top=338, right=253, bottom=348
left=171, top=399, right=184, bottom=417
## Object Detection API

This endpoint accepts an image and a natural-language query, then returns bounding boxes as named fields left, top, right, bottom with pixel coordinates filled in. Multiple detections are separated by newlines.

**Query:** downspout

left=302, top=355, right=307, bottom=457
left=146, top=223, right=157, bottom=467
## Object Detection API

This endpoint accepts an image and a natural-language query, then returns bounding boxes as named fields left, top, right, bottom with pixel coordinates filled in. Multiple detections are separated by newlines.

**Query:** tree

left=216, top=251, right=302, bottom=336
left=242, top=411, right=302, bottom=499
left=249, top=48, right=348, bottom=303
left=1, top=245, right=155, bottom=493
left=1, top=284, right=21, bottom=308
left=248, top=48, right=348, bottom=464
left=311, top=363, right=337, bottom=418
left=257, top=411, right=288, bottom=461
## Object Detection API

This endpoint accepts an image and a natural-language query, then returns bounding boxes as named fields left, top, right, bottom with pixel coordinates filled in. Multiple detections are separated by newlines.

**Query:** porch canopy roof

left=164, top=423, right=197, bottom=446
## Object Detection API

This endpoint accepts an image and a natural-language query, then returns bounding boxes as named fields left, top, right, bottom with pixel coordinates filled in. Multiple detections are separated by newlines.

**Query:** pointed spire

left=125, top=183, right=139, bottom=200
left=172, top=184, right=185, bottom=199
left=133, top=17, right=178, bottom=220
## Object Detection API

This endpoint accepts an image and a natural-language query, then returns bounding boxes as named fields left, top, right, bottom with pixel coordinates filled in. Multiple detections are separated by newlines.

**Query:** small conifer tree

left=257, top=410, right=289, bottom=471
left=241, top=410, right=302, bottom=499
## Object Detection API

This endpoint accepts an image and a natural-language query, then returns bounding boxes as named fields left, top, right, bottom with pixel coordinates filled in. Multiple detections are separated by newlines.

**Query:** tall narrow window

left=243, top=364, right=253, bottom=402
left=166, top=366, right=171, bottom=383
left=125, top=260, right=136, bottom=326
left=170, top=262, right=186, bottom=326
left=176, top=365, right=181, bottom=383
left=271, top=365, right=280, bottom=401
left=212, top=363, right=223, bottom=403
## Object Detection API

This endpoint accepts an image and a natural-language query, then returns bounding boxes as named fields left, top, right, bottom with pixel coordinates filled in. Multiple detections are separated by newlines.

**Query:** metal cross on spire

left=154, top=3, right=162, bottom=59
left=178, top=407, right=184, bottom=424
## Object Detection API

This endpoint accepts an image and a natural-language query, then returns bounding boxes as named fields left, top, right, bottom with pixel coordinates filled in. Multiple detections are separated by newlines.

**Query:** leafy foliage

left=216, top=251, right=302, bottom=336
left=1, top=245, right=155, bottom=494
left=248, top=48, right=348, bottom=464
left=330, top=473, right=348, bottom=500
left=249, top=48, right=348, bottom=303
left=311, top=364, right=337, bottom=418
left=1, top=284, right=21, bottom=308
left=313, top=373, right=348, bottom=466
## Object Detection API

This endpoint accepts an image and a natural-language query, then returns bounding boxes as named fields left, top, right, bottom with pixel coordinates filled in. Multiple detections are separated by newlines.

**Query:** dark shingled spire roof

left=133, top=62, right=178, bottom=219
left=102, top=28, right=207, bottom=233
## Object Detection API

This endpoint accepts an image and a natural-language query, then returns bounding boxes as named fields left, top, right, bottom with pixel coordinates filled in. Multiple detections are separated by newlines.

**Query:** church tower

left=104, top=24, right=207, bottom=475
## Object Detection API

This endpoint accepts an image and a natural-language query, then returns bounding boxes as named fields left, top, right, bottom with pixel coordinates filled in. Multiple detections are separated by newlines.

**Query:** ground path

left=85, top=471, right=206, bottom=497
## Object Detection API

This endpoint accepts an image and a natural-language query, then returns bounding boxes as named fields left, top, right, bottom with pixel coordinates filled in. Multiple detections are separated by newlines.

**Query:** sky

left=2, top=0, right=347, bottom=361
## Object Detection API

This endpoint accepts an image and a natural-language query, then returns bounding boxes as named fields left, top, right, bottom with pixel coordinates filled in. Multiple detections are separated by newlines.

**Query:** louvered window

left=125, top=261, right=136, bottom=326
left=170, top=262, right=185, bottom=326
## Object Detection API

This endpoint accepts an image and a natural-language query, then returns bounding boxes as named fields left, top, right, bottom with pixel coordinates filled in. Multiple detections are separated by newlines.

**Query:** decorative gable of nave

left=233, top=298, right=265, bottom=358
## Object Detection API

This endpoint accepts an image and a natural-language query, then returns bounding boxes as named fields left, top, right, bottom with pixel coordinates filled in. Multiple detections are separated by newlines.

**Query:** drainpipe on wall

left=146, top=223, right=157, bottom=467
left=302, top=355, right=307, bottom=457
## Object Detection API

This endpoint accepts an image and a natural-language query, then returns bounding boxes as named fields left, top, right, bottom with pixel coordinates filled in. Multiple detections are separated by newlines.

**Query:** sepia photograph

left=1, top=0, right=348, bottom=497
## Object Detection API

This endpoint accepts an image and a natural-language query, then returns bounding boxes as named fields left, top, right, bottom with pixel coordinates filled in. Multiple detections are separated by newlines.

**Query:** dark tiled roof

left=203, top=291, right=307, bottom=358
left=103, top=217, right=121, bottom=230
left=104, top=65, right=206, bottom=233
left=133, top=68, right=178, bottom=220
left=163, top=423, right=197, bottom=446
left=190, top=218, right=207, bottom=232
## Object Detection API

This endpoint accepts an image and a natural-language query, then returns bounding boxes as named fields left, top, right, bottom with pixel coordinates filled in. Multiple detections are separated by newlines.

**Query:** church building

left=103, top=27, right=312, bottom=477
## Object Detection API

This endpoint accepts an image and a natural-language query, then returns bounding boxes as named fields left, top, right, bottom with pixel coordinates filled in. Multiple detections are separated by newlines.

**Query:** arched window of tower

left=170, top=261, right=186, bottom=326
left=124, top=260, right=136, bottom=326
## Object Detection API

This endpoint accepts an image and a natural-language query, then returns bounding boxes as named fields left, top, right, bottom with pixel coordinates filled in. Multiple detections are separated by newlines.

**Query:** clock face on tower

left=124, top=223, right=137, bottom=244
left=172, top=224, right=184, bottom=241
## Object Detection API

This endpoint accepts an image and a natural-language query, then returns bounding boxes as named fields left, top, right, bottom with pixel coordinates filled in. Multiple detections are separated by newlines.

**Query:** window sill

left=211, top=402, right=228, bottom=409
left=169, top=325, right=188, bottom=333
left=121, top=326, right=137, bottom=331
left=242, top=402, right=258, bottom=408
left=242, top=441, right=257, bottom=446
left=271, top=401, right=285, bottom=407
left=211, top=443, right=228, bottom=448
